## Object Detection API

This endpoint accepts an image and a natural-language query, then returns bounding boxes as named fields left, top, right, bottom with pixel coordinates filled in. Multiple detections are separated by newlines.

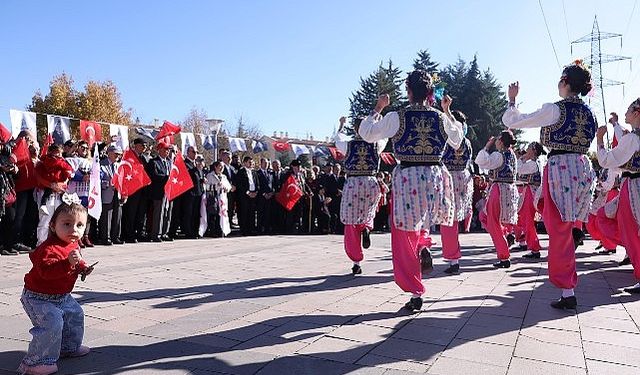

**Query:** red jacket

left=24, top=236, right=87, bottom=295
left=35, top=155, right=73, bottom=189
left=14, top=159, right=37, bottom=192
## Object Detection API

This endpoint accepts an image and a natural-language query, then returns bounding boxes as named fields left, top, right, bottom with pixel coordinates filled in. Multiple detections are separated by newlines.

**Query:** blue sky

left=1, top=0, right=638, bottom=144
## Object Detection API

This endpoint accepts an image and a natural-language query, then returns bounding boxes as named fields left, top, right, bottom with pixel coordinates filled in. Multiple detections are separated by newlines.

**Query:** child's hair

left=48, top=203, right=88, bottom=236
left=498, top=130, right=517, bottom=148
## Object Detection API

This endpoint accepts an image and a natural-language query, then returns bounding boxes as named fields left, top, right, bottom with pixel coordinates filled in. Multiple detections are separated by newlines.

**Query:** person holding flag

left=149, top=142, right=174, bottom=242
left=8, top=130, right=38, bottom=254
left=359, top=70, right=463, bottom=312
left=98, top=145, right=124, bottom=246
left=334, top=116, right=386, bottom=275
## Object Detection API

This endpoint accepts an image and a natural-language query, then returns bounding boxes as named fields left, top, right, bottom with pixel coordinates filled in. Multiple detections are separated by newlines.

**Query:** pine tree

left=412, top=49, right=439, bottom=74
left=349, top=60, right=406, bottom=122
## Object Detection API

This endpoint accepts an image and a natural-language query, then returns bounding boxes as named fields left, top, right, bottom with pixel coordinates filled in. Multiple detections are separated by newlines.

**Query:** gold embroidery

left=392, top=105, right=447, bottom=162
left=541, top=98, right=596, bottom=154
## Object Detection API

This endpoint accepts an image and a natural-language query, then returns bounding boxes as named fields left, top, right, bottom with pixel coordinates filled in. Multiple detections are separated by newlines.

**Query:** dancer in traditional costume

left=503, top=61, right=597, bottom=309
left=474, top=131, right=519, bottom=268
left=517, top=142, right=545, bottom=259
left=334, top=117, right=387, bottom=275
left=440, top=110, right=473, bottom=274
left=586, top=169, right=620, bottom=255
left=596, top=98, right=640, bottom=293
left=359, top=70, right=463, bottom=311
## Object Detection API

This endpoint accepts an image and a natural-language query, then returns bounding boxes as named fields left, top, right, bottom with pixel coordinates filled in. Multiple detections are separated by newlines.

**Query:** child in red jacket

left=35, top=145, right=73, bottom=215
left=18, top=197, right=94, bottom=375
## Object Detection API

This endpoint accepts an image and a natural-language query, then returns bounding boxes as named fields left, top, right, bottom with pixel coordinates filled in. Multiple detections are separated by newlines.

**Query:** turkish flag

left=0, top=123, right=11, bottom=143
left=273, top=140, right=290, bottom=152
left=80, top=120, right=102, bottom=148
left=328, top=146, right=345, bottom=160
left=164, top=152, right=193, bottom=201
left=112, top=149, right=151, bottom=197
left=10, top=137, right=30, bottom=165
left=275, top=174, right=303, bottom=211
left=40, top=134, right=54, bottom=158
left=155, top=120, right=181, bottom=143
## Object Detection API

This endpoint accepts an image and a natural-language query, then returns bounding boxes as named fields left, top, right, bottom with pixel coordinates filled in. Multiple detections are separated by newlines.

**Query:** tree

left=28, top=73, right=133, bottom=143
left=230, top=115, right=263, bottom=139
left=349, top=60, right=406, bottom=123
left=412, top=49, right=439, bottom=74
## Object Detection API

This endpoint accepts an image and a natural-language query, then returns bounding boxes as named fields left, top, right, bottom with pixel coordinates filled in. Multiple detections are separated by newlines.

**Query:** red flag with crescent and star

left=275, top=173, right=303, bottom=211
left=164, top=152, right=193, bottom=201
left=80, top=120, right=102, bottom=148
left=155, top=120, right=181, bottom=145
left=112, top=149, right=151, bottom=197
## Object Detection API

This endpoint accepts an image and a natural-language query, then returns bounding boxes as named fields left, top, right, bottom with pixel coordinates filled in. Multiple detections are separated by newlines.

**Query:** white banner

left=9, top=109, right=37, bottom=139
left=87, top=143, right=102, bottom=220
left=228, top=137, right=247, bottom=153
left=47, top=115, right=72, bottom=145
left=291, top=143, right=310, bottom=157
left=180, top=132, right=196, bottom=155
left=109, top=124, right=130, bottom=151
left=200, top=134, right=216, bottom=151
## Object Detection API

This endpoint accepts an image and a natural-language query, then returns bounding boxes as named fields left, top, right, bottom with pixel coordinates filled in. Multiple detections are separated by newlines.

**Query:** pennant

left=275, top=174, right=303, bottom=211
left=87, top=143, right=102, bottom=220
left=228, top=137, right=247, bottom=153
left=328, top=146, right=345, bottom=160
left=113, top=149, right=152, bottom=197
left=314, top=146, right=329, bottom=157
left=252, top=139, right=269, bottom=153
left=291, top=143, right=310, bottom=157
left=180, top=132, right=196, bottom=155
left=273, top=140, right=290, bottom=152
left=380, top=152, right=397, bottom=166
left=109, top=124, right=130, bottom=151
left=164, top=152, right=194, bottom=201
left=9, top=109, right=37, bottom=139
left=0, top=123, right=11, bottom=143
left=200, top=134, right=217, bottom=151
left=10, top=137, right=30, bottom=165
left=155, top=120, right=181, bottom=141
left=47, top=115, right=71, bottom=145
left=40, top=134, right=54, bottom=158
left=79, top=120, right=102, bottom=148
left=135, top=127, right=155, bottom=140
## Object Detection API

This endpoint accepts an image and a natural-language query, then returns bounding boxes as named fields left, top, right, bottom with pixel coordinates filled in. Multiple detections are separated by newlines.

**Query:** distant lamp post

left=206, top=118, right=224, bottom=161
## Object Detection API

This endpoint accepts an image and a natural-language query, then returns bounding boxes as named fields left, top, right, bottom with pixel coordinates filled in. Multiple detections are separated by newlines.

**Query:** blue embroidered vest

left=540, top=97, right=597, bottom=154
left=344, top=138, right=379, bottom=176
left=392, top=105, right=447, bottom=163
left=622, top=130, right=640, bottom=173
left=488, top=150, right=516, bottom=183
left=442, top=138, right=472, bottom=171
left=517, top=169, right=542, bottom=187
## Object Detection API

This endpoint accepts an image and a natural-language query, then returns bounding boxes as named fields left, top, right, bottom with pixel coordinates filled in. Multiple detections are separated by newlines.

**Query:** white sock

left=632, top=283, right=640, bottom=289
left=412, top=293, right=422, bottom=299
left=562, top=288, right=575, bottom=298
left=353, top=262, right=360, bottom=266
left=519, top=242, right=526, bottom=246
left=450, top=259, right=459, bottom=265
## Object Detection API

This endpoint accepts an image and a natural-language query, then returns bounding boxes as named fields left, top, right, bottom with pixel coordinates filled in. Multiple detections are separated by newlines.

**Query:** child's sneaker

left=17, top=363, right=58, bottom=375
left=60, top=345, right=90, bottom=358
left=39, top=205, right=49, bottom=216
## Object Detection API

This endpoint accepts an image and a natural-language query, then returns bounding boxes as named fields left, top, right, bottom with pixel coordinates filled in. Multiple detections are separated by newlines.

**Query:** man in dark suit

left=234, top=156, right=259, bottom=236
left=98, top=145, right=124, bottom=245
left=256, top=157, right=274, bottom=234
left=148, top=142, right=173, bottom=242
left=181, top=147, right=205, bottom=238
left=121, top=138, right=150, bottom=243
left=270, top=159, right=285, bottom=234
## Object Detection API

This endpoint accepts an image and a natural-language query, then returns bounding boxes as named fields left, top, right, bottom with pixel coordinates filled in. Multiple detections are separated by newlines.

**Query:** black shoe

left=351, top=264, right=362, bottom=275
left=403, top=297, right=423, bottom=312
left=522, top=252, right=541, bottom=259
left=506, top=233, right=515, bottom=247
left=550, top=296, right=577, bottom=310
left=444, top=264, right=460, bottom=274
left=112, top=239, right=124, bottom=245
left=12, top=243, right=33, bottom=254
left=623, top=285, right=640, bottom=294
left=362, top=229, right=371, bottom=249
left=513, top=244, right=528, bottom=252
left=619, top=257, right=632, bottom=266
left=420, top=248, right=433, bottom=275
left=595, top=243, right=603, bottom=250
left=151, top=237, right=162, bottom=243
left=597, top=249, right=616, bottom=255
left=493, top=259, right=511, bottom=268
left=1, top=248, right=19, bottom=256
left=125, top=238, right=138, bottom=244
left=572, top=228, right=585, bottom=249
left=161, top=235, right=174, bottom=242
left=100, top=240, right=113, bottom=246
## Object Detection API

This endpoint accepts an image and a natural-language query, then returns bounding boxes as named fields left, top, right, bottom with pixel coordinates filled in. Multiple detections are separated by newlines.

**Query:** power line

left=538, top=0, right=561, bottom=68
left=562, top=0, right=571, bottom=48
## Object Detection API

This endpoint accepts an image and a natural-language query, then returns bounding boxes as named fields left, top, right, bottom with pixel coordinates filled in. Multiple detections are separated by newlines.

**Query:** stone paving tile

left=264, top=320, right=336, bottom=343
left=255, top=355, right=386, bottom=375
left=579, top=314, right=640, bottom=333
left=506, top=357, right=586, bottom=375
left=581, top=325, right=640, bottom=349
left=455, top=323, right=519, bottom=346
left=586, top=359, right=640, bottom=375
left=392, top=321, right=458, bottom=346
left=369, top=337, right=444, bottom=365
left=513, top=336, right=586, bottom=368
left=203, top=319, right=276, bottom=342
left=518, top=326, right=582, bottom=347
left=441, top=339, right=513, bottom=367
left=427, top=356, right=506, bottom=375
left=328, top=323, right=396, bottom=344
left=356, top=353, right=431, bottom=373
left=233, top=334, right=311, bottom=356
left=583, top=340, right=640, bottom=367
left=297, top=336, right=377, bottom=364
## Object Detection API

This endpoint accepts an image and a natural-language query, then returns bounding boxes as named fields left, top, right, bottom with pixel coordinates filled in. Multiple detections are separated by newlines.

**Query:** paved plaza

left=1, top=232, right=640, bottom=374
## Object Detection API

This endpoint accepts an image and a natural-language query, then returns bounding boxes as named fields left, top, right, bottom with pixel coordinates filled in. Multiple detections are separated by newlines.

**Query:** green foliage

left=349, top=60, right=407, bottom=122
left=412, top=49, right=439, bottom=73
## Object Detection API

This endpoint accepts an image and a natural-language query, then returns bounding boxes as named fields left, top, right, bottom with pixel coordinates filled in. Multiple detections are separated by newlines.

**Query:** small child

left=19, top=197, right=93, bottom=375
left=35, top=145, right=74, bottom=215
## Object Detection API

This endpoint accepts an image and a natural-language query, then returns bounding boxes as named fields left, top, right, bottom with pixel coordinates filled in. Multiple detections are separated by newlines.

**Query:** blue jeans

left=20, top=289, right=85, bottom=366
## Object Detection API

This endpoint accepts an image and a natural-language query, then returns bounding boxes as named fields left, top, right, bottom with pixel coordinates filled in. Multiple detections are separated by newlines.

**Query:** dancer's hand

left=508, top=82, right=519, bottom=103
left=485, top=137, right=496, bottom=150
left=441, top=95, right=453, bottom=113
left=374, top=94, right=390, bottom=113
left=596, top=126, right=608, bottom=141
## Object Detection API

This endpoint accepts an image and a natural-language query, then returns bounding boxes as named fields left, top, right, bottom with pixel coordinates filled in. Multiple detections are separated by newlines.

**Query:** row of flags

left=4, top=109, right=345, bottom=159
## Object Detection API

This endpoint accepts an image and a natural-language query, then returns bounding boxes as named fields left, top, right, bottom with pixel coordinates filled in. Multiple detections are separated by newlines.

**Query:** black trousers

left=99, top=196, right=122, bottom=242
left=11, top=189, right=37, bottom=247
left=182, top=194, right=202, bottom=237
left=238, top=195, right=257, bottom=235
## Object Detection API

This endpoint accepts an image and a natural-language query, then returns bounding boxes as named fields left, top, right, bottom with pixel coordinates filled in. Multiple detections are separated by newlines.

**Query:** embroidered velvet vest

left=344, top=138, right=379, bottom=176
left=488, top=150, right=516, bottom=183
left=442, top=138, right=472, bottom=171
left=540, top=97, right=597, bottom=154
left=621, top=130, right=640, bottom=173
left=392, top=105, right=447, bottom=163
